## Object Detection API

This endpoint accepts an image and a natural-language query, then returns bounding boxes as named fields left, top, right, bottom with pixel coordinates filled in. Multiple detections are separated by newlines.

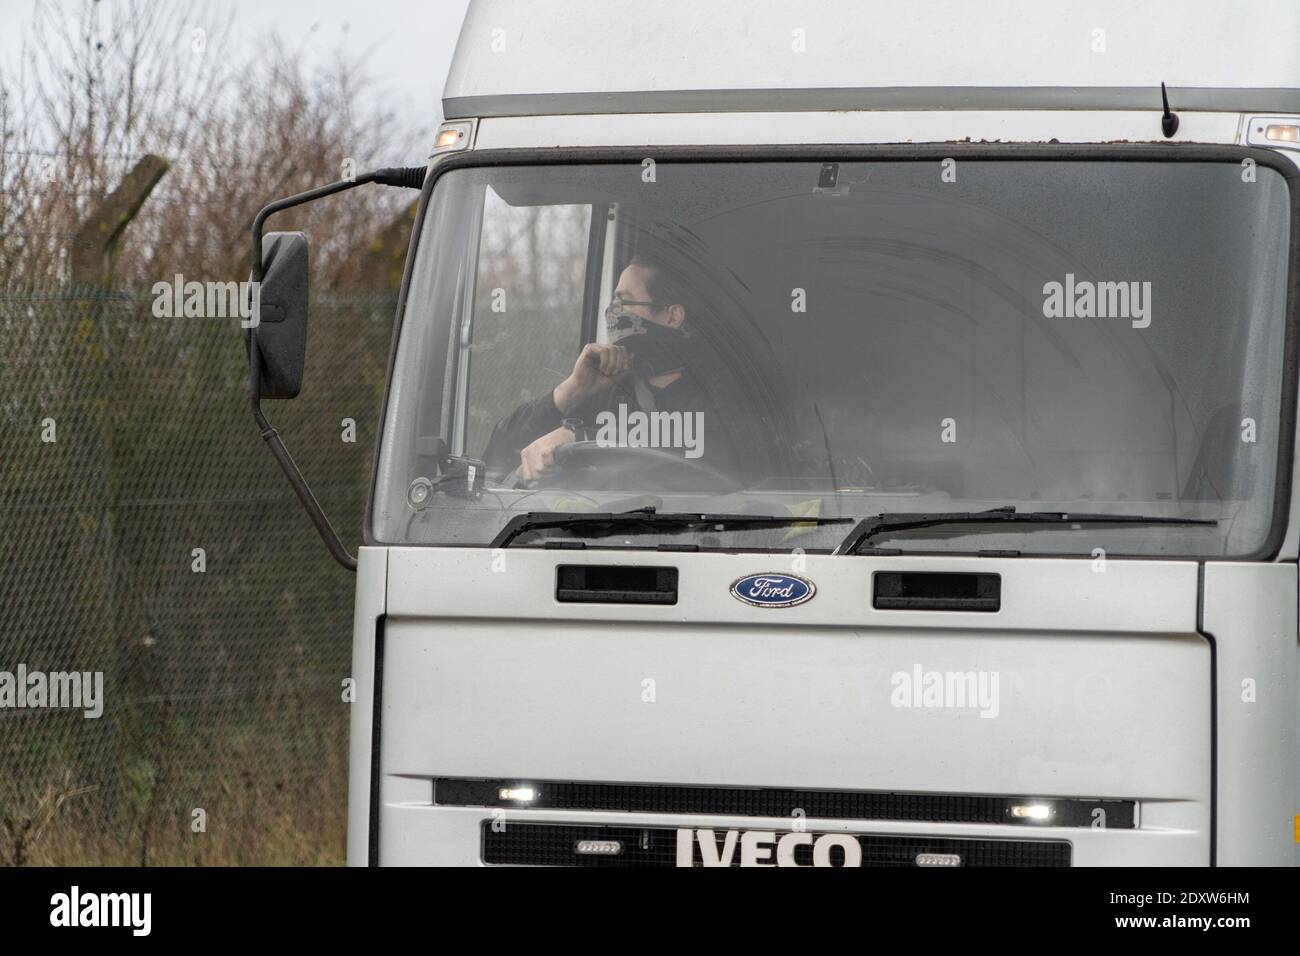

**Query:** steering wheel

left=518, top=440, right=740, bottom=492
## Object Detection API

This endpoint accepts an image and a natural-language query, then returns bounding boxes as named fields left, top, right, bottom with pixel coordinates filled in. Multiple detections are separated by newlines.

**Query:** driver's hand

left=518, top=425, right=577, bottom=481
left=553, top=343, right=630, bottom=414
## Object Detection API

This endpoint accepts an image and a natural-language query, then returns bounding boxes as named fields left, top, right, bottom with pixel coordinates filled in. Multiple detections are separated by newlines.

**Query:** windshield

left=372, top=157, right=1294, bottom=556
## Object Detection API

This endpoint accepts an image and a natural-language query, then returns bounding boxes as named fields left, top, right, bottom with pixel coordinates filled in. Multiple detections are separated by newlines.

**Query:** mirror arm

left=252, top=386, right=358, bottom=572
left=249, top=166, right=427, bottom=572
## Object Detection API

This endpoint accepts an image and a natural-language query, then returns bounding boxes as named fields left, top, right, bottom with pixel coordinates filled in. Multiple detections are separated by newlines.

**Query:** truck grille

left=482, top=822, right=1072, bottom=867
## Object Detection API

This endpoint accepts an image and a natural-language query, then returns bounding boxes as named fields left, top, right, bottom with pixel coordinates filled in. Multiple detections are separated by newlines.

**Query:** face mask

left=604, top=306, right=641, bottom=342
left=606, top=305, right=691, bottom=376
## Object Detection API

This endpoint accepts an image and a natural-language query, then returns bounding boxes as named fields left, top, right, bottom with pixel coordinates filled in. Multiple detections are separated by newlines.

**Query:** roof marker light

left=432, top=121, right=473, bottom=154
left=1246, top=117, right=1300, bottom=151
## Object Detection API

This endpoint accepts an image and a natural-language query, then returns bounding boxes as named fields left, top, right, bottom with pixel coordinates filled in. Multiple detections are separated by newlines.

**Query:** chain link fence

left=0, top=284, right=393, bottom=865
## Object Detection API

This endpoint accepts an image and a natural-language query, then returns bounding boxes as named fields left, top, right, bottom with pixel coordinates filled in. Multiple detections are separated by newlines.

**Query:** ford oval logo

left=730, top=573, right=816, bottom=608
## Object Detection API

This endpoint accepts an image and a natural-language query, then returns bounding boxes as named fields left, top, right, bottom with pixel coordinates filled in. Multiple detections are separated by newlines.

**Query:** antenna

left=1160, top=82, right=1179, bottom=138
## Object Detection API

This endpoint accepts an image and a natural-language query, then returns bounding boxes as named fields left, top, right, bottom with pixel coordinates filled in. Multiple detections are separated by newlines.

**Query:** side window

left=463, top=187, right=592, bottom=456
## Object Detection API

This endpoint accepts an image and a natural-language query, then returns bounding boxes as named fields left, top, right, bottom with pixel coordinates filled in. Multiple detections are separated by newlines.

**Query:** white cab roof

left=445, top=0, right=1300, bottom=118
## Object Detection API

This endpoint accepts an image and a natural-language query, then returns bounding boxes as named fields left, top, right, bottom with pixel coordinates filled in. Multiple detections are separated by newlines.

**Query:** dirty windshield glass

left=372, top=159, right=1292, bottom=556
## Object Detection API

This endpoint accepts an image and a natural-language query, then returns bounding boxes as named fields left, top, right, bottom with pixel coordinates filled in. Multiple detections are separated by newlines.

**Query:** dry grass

left=4, top=714, right=351, bottom=867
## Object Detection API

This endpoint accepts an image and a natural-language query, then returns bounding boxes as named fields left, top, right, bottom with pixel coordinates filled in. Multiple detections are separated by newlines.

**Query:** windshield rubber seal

left=365, top=143, right=1300, bottom=563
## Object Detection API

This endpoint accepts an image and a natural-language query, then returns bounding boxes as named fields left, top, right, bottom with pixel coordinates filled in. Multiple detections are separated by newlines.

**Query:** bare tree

left=2, top=0, right=415, bottom=287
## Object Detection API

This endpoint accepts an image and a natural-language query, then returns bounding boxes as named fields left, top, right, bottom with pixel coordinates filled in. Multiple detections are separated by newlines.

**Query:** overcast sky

left=1, top=0, right=472, bottom=145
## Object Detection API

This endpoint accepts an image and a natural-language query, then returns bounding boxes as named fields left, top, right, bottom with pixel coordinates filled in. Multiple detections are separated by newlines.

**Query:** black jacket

left=482, top=372, right=738, bottom=480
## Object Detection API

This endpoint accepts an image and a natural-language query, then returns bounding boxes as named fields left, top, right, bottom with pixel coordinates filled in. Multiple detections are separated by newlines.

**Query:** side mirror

left=250, top=232, right=309, bottom=399
left=245, top=167, right=423, bottom=572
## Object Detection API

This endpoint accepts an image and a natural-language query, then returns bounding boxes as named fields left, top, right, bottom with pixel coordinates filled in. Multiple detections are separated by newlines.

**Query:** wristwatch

left=562, top=417, right=587, bottom=441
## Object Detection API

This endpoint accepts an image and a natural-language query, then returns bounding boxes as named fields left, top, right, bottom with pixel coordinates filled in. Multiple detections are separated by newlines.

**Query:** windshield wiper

left=490, top=506, right=852, bottom=549
left=833, top=505, right=1216, bottom=555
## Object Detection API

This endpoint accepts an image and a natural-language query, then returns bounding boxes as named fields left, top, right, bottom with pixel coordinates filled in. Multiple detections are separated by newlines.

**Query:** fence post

left=71, top=154, right=169, bottom=287
left=70, top=155, right=169, bottom=835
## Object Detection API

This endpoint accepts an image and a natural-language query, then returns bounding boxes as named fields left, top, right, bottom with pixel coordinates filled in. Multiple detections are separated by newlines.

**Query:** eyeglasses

left=605, top=297, right=657, bottom=322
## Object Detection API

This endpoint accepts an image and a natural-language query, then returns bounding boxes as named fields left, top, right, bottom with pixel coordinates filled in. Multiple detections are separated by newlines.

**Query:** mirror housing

left=250, top=232, right=309, bottom=399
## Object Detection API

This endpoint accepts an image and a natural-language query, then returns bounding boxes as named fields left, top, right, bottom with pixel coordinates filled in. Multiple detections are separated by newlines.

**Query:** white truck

left=246, top=0, right=1300, bottom=866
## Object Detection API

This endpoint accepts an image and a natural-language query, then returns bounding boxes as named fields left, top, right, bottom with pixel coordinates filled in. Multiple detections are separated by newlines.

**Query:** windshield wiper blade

left=490, top=506, right=852, bottom=549
left=833, top=505, right=1217, bottom=555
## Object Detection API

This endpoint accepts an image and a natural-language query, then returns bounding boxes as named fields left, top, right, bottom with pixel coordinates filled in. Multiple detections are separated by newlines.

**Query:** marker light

left=498, top=786, right=536, bottom=802
left=1265, top=124, right=1300, bottom=144
left=915, top=852, right=962, bottom=867
left=575, top=840, right=623, bottom=856
left=1010, top=803, right=1053, bottom=821
left=432, top=121, right=473, bottom=154
left=1246, top=118, right=1300, bottom=150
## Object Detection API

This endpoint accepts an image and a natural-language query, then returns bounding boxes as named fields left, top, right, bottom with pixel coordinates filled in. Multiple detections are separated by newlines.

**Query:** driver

left=483, top=253, right=733, bottom=483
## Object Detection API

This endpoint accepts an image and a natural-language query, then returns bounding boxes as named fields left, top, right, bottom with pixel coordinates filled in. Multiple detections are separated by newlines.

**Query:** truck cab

left=249, top=0, right=1300, bottom=866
